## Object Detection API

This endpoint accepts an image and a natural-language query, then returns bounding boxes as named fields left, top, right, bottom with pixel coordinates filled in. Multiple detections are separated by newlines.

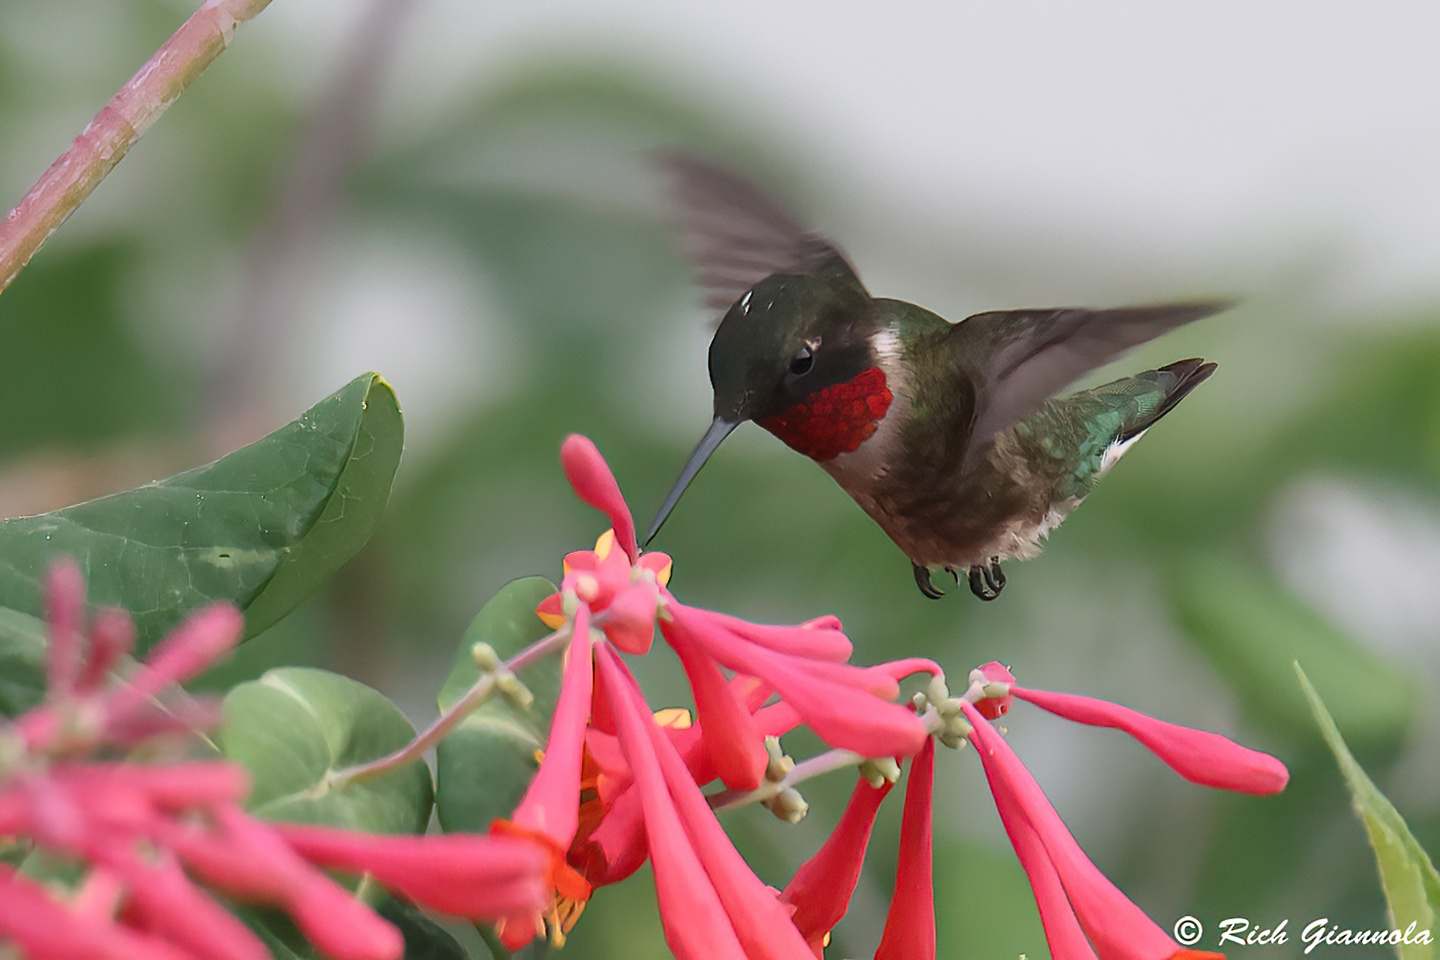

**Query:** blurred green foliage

left=2, top=3, right=1437, bottom=957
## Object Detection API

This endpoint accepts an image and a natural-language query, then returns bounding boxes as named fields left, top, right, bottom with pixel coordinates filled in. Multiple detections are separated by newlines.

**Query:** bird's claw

left=988, top=559, right=1006, bottom=591
left=967, top=559, right=1006, bottom=601
left=913, top=562, right=945, bottom=600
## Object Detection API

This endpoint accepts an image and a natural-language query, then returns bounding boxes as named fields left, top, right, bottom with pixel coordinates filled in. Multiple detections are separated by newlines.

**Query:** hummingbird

left=645, top=153, right=1224, bottom=601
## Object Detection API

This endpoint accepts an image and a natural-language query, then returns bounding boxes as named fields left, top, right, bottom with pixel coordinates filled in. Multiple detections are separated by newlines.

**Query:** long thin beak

left=644, top=417, right=739, bottom=545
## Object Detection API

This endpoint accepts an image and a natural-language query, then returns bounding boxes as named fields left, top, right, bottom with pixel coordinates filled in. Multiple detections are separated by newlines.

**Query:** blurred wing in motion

left=955, top=301, right=1231, bottom=466
left=658, top=150, right=852, bottom=319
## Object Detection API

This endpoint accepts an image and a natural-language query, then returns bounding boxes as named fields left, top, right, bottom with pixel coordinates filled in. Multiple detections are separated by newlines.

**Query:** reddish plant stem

left=0, top=0, right=275, bottom=295
left=331, top=627, right=571, bottom=787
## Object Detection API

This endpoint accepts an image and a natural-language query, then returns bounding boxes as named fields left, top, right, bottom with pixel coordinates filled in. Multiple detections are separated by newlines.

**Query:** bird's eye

left=789, top=344, right=815, bottom=376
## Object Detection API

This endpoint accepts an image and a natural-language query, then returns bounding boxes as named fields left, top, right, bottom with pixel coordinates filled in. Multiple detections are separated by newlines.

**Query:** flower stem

left=708, top=706, right=963, bottom=812
left=0, top=0, right=276, bottom=295
left=332, top=627, right=570, bottom=787
left=709, top=747, right=867, bottom=811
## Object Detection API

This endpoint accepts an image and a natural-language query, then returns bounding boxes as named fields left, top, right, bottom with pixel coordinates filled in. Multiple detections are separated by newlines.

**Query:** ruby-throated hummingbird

left=645, top=154, right=1224, bottom=601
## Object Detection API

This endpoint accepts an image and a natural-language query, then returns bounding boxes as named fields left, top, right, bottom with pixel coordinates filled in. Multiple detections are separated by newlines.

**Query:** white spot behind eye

left=871, top=326, right=901, bottom=365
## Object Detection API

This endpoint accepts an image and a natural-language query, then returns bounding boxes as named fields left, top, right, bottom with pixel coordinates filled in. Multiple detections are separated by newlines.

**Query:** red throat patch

left=759, top=366, right=894, bottom=461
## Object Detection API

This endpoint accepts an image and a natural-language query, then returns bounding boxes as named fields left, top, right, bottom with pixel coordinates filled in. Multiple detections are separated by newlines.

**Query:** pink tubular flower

left=594, top=645, right=815, bottom=960
left=562, top=434, right=640, bottom=562
left=509, top=606, right=595, bottom=846
left=974, top=663, right=1288, bottom=795
left=0, top=866, right=193, bottom=960
left=491, top=607, right=598, bottom=946
left=874, top=738, right=936, bottom=960
left=17, top=569, right=242, bottom=757
left=276, top=825, right=550, bottom=921
left=658, top=602, right=929, bottom=763
left=505, top=433, right=936, bottom=952
left=961, top=699, right=1223, bottom=960
left=552, top=432, right=929, bottom=771
left=666, top=622, right=769, bottom=791
left=781, top=776, right=894, bottom=956
left=2, top=562, right=550, bottom=960
left=570, top=774, right=649, bottom=887
left=101, top=603, right=244, bottom=723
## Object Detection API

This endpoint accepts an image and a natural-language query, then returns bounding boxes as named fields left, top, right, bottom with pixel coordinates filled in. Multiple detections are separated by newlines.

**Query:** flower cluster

left=496, top=435, right=938, bottom=953
left=958, top=661, right=1287, bottom=960
left=0, top=561, right=548, bottom=960
left=490, top=435, right=1291, bottom=960
left=0, top=438, right=1294, bottom=960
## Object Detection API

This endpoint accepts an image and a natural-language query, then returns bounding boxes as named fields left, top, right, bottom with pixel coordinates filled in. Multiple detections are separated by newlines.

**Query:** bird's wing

left=951, top=301, right=1229, bottom=468
left=658, top=150, right=854, bottom=319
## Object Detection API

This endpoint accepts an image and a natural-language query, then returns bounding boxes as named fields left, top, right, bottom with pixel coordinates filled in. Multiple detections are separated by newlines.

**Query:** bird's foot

left=913, top=562, right=945, bottom=599
left=988, top=558, right=1006, bottom=591
left=967, top=558, right=1006, bottom=601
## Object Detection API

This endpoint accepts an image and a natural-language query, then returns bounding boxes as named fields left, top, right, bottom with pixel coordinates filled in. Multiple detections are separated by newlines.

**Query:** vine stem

left=331, top=627, right=571, bottom=787
left=708, top=676, right=992, bottom=812
left=0, top=0, right=275, bottom=295
left=708, top=747, right=869, bottom=812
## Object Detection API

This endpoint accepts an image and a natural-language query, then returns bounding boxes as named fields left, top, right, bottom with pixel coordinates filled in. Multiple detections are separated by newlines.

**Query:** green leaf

left=1298, top=664, right=1440, bottom=960
left=376, top=896, right=471, bottom=960
left=240, top=907, right=316, bottom=960
left=1170, top=556, right=1416, bottom=747
left=434, top=577, right=560, bottom=834
left=0, top=606, right=47, bottom=717
left=218, top=667, right=433, bottom=833
left=1, top=839, right=30, bottom=870
left=242, top=896, right=474, bottom=960
left=0, top=372, right=403, bottom=651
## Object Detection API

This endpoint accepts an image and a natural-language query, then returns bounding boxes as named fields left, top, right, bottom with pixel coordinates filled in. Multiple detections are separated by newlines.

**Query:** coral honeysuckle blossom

left=0, top=435, right=1292, bottom=960
left=492, top=435, right=1291, bottom=960
left=495, top=434, right=938, bottom=954
left=959, top=662, right=1289, bottom=960
left=0, top=562, right=548, bottom=960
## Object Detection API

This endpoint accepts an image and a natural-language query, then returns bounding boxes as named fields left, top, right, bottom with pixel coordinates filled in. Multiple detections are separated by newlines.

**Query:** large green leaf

left=1299, top=665, right=1440, bottom=960
left=0, top=606, right=46, bottom=716
left=0, top=373, right=402, bottom=650
left=434, top=577, right=561, bottom=834
left=218, top=667, right=433, bottom=833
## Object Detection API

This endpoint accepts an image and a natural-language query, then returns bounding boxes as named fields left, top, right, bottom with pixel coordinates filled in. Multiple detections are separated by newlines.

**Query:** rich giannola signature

left=1173, top=915, right=1435, bottom=954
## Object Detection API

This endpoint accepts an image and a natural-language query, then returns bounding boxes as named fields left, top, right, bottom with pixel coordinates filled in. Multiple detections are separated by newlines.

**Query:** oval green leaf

left=0, top=372, right=403, bottom=651
left=434, top=576, right=561, bottom=834
left=218, top=666, right=433, bottom=833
